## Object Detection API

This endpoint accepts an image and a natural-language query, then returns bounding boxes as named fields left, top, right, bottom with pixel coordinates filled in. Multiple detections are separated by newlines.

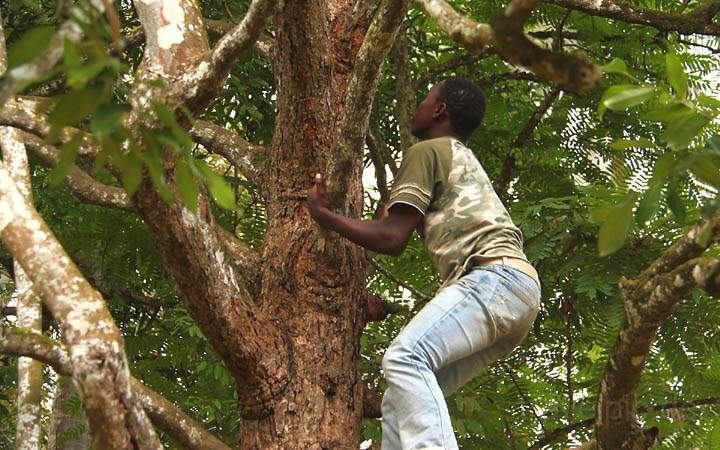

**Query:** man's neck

left=421, top=131, right=465, bottom=144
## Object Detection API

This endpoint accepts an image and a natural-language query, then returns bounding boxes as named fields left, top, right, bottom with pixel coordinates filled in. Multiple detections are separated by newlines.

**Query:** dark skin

left=307, top=82, right=465, bottom=256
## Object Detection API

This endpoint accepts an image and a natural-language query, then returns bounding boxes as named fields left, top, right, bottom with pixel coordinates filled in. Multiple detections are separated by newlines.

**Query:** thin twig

left=369, top=258, right=431, bottom=303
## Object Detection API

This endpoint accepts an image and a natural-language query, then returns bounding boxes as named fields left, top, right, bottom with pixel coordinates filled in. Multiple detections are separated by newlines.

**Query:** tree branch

left=392, top=34, right=418, bottom=152
left=365, top=133, right=390, bottom=204
left=529, top=397, right=720, bottom=450
left=369, top=258, right=432, bottom=303
left=494, top=86, right=561, bottom=194
left=595, top=212, right=720, bottom=449
left=189, top=120, right=268, bottom=189
left=133, top=0, right=291, bottom=418
left=0, top=328, right=231, bottom=450
left=0, top=126, right=44, bottom=449
left=415, top=0, right=602, bottom=93
left=331, top=0, right=410, bottom=197
left=0, top=3, right=103, bottom=107
left=18, top=131, right=132, bottom=210
left=363, top=383, right=383, bottom=419
left=544, top=0, right=720, bottom=36
left=0, top=163, right=161, bottom=448
left=184, top=0, right=276, bottom=112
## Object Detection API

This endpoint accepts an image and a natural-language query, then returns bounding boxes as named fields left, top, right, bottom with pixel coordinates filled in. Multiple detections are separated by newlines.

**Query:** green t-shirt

left=388, top=137, right=528, bottom=288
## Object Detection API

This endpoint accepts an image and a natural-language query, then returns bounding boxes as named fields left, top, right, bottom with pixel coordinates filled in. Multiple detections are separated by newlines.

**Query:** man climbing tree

left=308, top=77, right=541, bottom=449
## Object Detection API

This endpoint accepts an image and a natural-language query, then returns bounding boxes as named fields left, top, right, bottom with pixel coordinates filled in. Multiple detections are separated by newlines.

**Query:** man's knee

left=382, top=338, right=433, bottom=376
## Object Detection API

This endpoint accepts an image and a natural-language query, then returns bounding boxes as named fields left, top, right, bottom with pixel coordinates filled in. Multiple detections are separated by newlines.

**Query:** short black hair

left=437, top=77, right=486, bottom=141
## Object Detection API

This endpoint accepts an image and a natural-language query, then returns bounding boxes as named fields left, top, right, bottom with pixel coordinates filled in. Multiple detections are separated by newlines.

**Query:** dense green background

left=1, top=0, right=719, bottom=448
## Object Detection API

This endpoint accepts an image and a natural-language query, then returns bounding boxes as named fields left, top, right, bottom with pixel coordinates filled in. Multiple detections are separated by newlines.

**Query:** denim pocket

left=458, top=267, right=535, bottom=340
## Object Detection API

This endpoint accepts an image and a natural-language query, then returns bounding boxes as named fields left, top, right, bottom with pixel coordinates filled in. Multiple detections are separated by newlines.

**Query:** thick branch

left=133, top=379, right=231, bottom=450
left=416, top=0, right=602, bottom=93
left=0, top=163, right=160, bottom=449
left=331, top=0, right=410, bottom=197
left=18, top=131, right=132, bottom=210
left=0, top=126, right=43, bottom=449
left=189, top=120, right=268, bottom=189
left=0, top=98, right=99, bottom=158
left=184, top=0, right=276, bottom=112
left=596, top=253, right=720, bottom=449
left=364, top=292, right=402, bottom=323
left=544, top=0, right=720, bottom=36
left=0, top=328, right=230, bottom=450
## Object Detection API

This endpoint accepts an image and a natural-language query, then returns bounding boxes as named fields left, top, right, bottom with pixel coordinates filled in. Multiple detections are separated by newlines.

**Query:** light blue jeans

left=381, top=264, right=541, bottom=450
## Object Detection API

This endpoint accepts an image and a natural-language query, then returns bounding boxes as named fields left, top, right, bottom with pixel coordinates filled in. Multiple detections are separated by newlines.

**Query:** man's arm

left=307, top=174, right=422, bottom=256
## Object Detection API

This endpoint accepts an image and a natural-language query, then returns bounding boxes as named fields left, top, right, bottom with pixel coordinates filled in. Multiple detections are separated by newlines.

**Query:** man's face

left=410, top=83, right=444, bottom=139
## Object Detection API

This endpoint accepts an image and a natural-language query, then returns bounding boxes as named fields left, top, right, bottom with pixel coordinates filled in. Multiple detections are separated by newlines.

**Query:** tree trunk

left=237, top=2, right=370, bottom=447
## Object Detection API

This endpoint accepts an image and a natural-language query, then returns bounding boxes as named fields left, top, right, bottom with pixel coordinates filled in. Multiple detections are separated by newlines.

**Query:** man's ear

left=432, top=102, right=447, bottom=119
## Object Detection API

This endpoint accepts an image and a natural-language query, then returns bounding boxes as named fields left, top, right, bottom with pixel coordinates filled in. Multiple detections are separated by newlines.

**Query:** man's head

left=410, top=77, right=486, bottom=142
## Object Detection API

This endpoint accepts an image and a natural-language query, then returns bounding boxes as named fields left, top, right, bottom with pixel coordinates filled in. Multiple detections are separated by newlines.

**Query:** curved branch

left=189, top=120, right=268, bottom=189
left=331, top=0, right=410, bottom=196
left=19, top=131, right=132, bottom=210
left=416, top=0, right=602, bottom=93
left=0, top=163, right=160, bottom=449
left=596, top=251, right=720, bottom=448
left=184, top=0, right=276, bottom=112
left=544, top=0, right=720, bottom=36
left=0, top=328, right=231, bottom=450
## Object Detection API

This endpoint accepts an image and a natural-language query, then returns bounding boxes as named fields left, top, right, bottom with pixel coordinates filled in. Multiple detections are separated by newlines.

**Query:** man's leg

left=380, top=265, right=540, bottom=449
left=381, top=268, right=503, bottom=449
left=381, top=389, right=402, bottom=449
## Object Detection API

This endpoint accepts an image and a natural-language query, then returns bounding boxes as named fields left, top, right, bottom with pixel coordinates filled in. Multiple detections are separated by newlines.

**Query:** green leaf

left=597, top=192, right=637, bottom=256
left=665, top=53, right=688, bottom=99
left=689, top=153, right=720, bottom=187
left=175, top=159, right=199, bottom=213
left=48, top=134, right=83, bottom=186
left=151, top=102, right=193, bottom=151
left=661, top=112, right=710, bottom=150
left=642, top=102, right=694, bottom=123
left=7, top=26, right=55, bottom=70
left=666, top=180, right=686, bottom=225
left=67, top=59, right=114, bottom=90
left=602, top=58, right=636, bottom=80
left=63, top=39, right=81, bottom=69
left=601, top=85, right=655, bottom=115
left=91, top=103, right=130, bottom=137
left=48, top=89, right=100, bottom=128
left=116, top=154, right=143, bottom=197
left=649, top=153, right=676, bottom=186
left=636, top=185, right=662, bottom=224
left=198, top=164, right=236, bottom=210
left=609, top=138, right=655, bottom=151
left=698, top=94, right=720, bottom=111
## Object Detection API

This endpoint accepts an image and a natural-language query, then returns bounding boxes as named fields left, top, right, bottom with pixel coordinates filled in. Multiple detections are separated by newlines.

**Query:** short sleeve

left=387, top=142, right=438, bottom=215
